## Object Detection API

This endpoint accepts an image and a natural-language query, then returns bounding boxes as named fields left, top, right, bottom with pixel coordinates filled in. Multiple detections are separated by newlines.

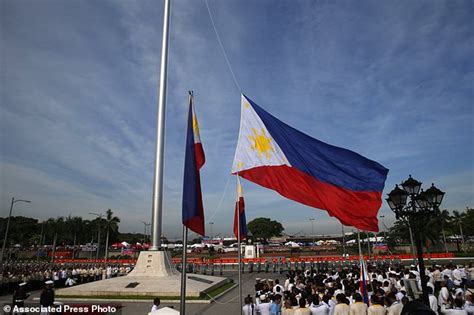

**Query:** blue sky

left=1, top=0, right=473, bottom=240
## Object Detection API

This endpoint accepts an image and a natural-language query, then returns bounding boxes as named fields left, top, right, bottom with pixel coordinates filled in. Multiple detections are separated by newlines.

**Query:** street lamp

left=309, top=218, right=315, bottom=248
left=386, top=185, right=417, bottom=263
left=89, top=212, right=104, bottom=260
left=386, top=175, right=445, bottom=306
left=1, top=198, right=31, bottom=263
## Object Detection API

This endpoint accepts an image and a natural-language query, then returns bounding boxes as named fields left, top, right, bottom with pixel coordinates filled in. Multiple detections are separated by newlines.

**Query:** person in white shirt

left=294, top=298, right=311, bottom=315
left=65, top=277, right=76, bottom=287
left=441, top=298, right=468, bottom=315
left=439, top=282, right=451, bottom=307
left=349, top=293, right=367, bottom=315
left=386, top=292, right=403, bottom=315
left=453, top=267, right=463, bottom=287
left=273, top=279, right=284, bottom=294
left=443, top=267, right=453, bottom=280
left=367, top=295, right=385, bottom=315
left=150, top=297, right=160, bottom=313
left=243, top=295, right=257, bottom=315
left=464, top=294, right=474, bottom=315
left=333, top=294, right=350, bottom=315
left=310, top=295, right=329, bottom=315
left=284, top=275, right=291, bottom=291
left=428, top=287, right=439, bottom=314
left=257, top=295, right=272, bottom=315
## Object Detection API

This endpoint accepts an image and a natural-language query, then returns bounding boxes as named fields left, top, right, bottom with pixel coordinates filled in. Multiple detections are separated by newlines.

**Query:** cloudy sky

left=1, top=0, right=473, bottom=240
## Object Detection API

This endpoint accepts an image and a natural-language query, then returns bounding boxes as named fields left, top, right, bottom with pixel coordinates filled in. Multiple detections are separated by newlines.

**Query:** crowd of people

left=244, top=262, right=474, bottom=315
left=1, top=261, right=133, bottom=295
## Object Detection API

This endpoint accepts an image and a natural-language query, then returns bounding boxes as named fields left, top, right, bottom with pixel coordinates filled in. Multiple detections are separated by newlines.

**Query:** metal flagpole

left=237, top=175, right=243, bottom=315
left=150, top=0, right=171, bottom=251
left=357, top=230, right=363, bottom=259
left=341, top=224, right=346, bottom=260
left=180, top=226, right=188, bottom=314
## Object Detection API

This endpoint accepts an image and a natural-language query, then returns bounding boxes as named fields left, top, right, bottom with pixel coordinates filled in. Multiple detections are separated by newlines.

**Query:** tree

left=247, top=217, right=284, bottom=242
left=45, top=217, right=66, bottom=262
left=103, top=209, right=120, bottom=260
left=65, top=216, right=84, bottom=247
left=452, top=210, right=467, bottom=252
left=436, top=210, right=452, bottom=253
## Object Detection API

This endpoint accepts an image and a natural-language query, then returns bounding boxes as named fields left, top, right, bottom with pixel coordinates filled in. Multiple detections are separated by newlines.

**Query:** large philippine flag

left=232, top=95, right=388, bottom=232
left=182, top=92, right=206, bottom=236
left=233, top=176, right=248, bottom=240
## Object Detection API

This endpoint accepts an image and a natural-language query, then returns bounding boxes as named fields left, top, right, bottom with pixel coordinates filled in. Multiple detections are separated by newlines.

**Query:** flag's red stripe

left=195, top=143, right=205, bottom=170
left=239, top=165, right=381, bottom=232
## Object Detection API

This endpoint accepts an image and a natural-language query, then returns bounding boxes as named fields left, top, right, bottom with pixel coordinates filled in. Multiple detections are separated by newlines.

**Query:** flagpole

left=357, top=229, right=363, bottom=259
left=150, top=0, right=170, bottom=251
left=237, top=175, right=243, bottom=315
left=366, top=230, right=371, bottom=259
left=180, top=226, right=188, bottom=314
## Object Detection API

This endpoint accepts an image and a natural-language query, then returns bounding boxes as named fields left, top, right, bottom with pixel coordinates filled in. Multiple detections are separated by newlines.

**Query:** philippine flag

left=359, top=256, right=370, bottom=304
left=182, top=92, right=205, bottom=236
left=233, top=176, right=247, bottom=240
left=232, top=95, right=388, bottom=232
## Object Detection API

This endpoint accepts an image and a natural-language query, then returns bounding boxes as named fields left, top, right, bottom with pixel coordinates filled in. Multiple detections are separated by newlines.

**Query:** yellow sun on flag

left=192, top=114, right=200, bottom=135
left=249, top=128, right=275, bottom=159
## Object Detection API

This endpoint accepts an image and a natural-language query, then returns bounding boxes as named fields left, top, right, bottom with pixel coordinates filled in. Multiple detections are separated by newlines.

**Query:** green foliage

left=385, top=207, right=473, bottom=252
left=247, top=217, right=284, bottom=241
left=0, top=216, right=39, bottom=246
left=0, top=210, right=125, bottom=248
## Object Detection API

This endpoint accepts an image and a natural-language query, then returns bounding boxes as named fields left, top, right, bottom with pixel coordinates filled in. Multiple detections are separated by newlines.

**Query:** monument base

left=57, top=251, right=229, bottom=298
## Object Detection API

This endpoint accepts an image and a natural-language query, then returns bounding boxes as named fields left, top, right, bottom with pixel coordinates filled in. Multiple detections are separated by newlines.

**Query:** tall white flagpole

left=150, top=0, right=171, bottom=251
left=180, top=226, right=188, bottom=314
left=237, top=175, right=243, bottom=315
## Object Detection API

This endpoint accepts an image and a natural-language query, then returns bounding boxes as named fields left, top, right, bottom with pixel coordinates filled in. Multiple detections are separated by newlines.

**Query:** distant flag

left=182, top=92, right=205, bottom=236
left=233, top=176, right=247, bottom=240
left=359, top=256, right=370, bottom=304
left=232, top=95, right=388, bottom=232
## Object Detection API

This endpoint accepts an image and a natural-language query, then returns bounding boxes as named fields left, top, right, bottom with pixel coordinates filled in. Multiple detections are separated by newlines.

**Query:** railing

left=53, top=252, right=454, bottom=265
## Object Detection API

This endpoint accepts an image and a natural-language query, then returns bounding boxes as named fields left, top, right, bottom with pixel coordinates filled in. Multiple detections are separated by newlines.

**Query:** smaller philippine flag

left=233, top=176, right=247, bottom=240
left=359, top=256, right=370, bottom=305
left=182, top=92, right=205, bottom=236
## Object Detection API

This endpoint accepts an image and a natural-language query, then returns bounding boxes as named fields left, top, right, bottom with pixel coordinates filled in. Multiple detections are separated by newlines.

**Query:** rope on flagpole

left=204, top=0, right=242, bottom=92
left=206, top=174, right=231, bottom=223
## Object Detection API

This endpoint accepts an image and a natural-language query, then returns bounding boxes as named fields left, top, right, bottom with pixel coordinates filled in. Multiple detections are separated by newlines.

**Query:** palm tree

left=438, top=210, right=451, bottom=253
left=65, top=215, right=84, bottom=247
left=452, top=210, right=466, bottom=253
left=103, top=209, right=120, bottom=260
left=45, top=217, right=65, bottom=262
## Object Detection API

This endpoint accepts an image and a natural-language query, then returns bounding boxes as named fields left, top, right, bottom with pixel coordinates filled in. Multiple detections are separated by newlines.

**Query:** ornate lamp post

left=386, top=175, right=445, bottom=305
left=1, top=198, right=31, bottom=263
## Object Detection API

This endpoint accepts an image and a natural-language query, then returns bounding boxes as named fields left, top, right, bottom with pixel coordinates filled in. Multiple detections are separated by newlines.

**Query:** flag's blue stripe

left=246, top=96, right=389, bottom=192
left=240, top=211, right=247, bottom=236
left=182, top=105, right=199, bottom=222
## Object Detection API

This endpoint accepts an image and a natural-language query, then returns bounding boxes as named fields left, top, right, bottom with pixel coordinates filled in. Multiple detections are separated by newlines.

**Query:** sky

left=1, top=0, right=473, bottom=241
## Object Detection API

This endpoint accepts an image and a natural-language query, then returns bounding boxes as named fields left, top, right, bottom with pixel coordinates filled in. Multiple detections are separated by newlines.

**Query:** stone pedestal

left=57, top=251, right=228, bottom=298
